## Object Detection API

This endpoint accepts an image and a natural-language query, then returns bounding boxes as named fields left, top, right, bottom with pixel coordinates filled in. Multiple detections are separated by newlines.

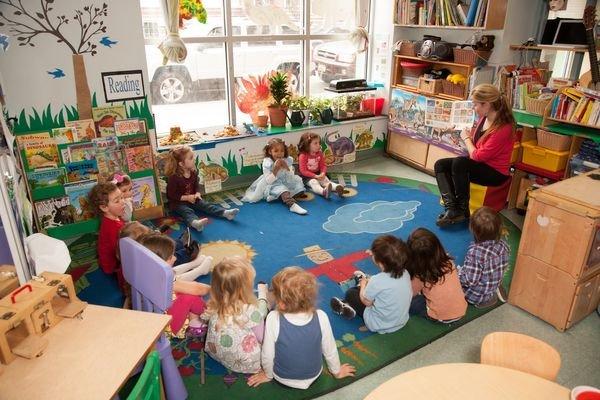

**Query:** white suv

left=146, top=22, right=301, bottom=105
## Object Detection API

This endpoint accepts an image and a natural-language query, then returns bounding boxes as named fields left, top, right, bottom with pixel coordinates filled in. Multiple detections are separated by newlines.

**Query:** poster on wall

left=101, top=70, right=145, bottom=102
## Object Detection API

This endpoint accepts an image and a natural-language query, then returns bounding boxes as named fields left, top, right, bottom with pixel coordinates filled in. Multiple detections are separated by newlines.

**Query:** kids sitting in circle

left=107, top=172, right=133, bottom=222
left=165, top=145, right=239, bottom=231
left=297, top=132, right=345, bottom=199
left=406, top=228, right=467, bottom=323
left=330, top=235, right=412, bottom=334
left=248, top=267, right=355, bottom=389
left=203, top=256, right=269, bottom=374
left=459, top=206, right=509, bottom=308
left=119, top=221, right=213, bottom=279
left=242, top=138, right=308, bottom=215
left=89, top=182, right=127, bottom=292
left=138, top=233, right=211, bottom=336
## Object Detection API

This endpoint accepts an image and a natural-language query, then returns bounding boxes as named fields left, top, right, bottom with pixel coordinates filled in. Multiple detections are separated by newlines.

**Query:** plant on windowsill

left=287, top=95, right=310, bottom=125
left=268, top=71, right=291, bottom=127
left=309, top=97, right=333, bottom=124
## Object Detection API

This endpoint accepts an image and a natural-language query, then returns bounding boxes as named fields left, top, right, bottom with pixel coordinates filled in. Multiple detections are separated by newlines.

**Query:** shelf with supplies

left=509, top=44, right=596, bottom=54
left=391, top=55, right=473, bottom=101
left=394, top=0, right=507, bottom=30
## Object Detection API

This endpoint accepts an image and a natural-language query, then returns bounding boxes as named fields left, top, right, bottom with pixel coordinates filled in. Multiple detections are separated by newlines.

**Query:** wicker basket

left=536, top=129, right=572, bottom=152
left=442, top=80, right=465, bottom=97
left=525, top=96, right=551, bottom=115
left=418, top=77, right=442, bottom=95
left=452, top=47, right=491, bottom=66
left=397, top=41, right=416, bottom=57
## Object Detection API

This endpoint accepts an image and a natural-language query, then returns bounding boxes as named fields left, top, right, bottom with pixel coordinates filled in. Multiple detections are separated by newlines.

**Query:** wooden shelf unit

left=393, top=0, right=507, bottom=30
left=509, top=44, right=597, bottom=53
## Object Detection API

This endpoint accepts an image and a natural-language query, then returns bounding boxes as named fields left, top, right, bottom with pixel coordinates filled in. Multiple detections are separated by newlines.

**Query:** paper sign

left=243, top=153, right=264, bottom=167
left=342, top=152, right=356, bottom=163
left=101, top=70, right=145, bottom=102
left=204, top=179, right=222, bottom=194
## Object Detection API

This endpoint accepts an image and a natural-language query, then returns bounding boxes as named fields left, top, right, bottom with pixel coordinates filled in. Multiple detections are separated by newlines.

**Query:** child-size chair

left=119, top=237, right=188, bottom=400
left=469, top=177, right=512, bottom=214
left=480, top=331, right=561, bottom=381
left=127, top=350, right=161, bottom=400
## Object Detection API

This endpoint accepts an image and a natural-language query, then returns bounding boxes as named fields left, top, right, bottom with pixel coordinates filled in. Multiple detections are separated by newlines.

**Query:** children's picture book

left=17, top=132, right=59, bottom=169
left=68, top=142, right=96, bottom=162
left=125, top=145, right=153, bottom=172
left=119, top=134, right=150, bottom=148
left=64, top=180, right=96, bottom=222
left=65, top=159, right=99, bottom=183
left=96, top=149, right=127, bottom=177
left=65, top=119, right=97, bottom=141
left=132, top=176, right=157, bottom=210
left=92, top=136, right=119, bottom=151
left=92, top=105, right=127, bottom=137
left=114, top=118, right=141, bottom=136
left=27, top=167, right=66, bottom=189
left=139, top=119, right=147, bottom=134
left=425, top=99, right=474, bottom=130
left=34, top=196, right=74, bottom=230
left=51, top=127, right=77, bottom=144
left=60, top=148, right=70, bottom=164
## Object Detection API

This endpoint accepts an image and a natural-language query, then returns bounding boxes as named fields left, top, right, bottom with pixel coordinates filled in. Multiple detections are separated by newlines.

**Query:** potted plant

left=268, top=71, right=291, bottom=127
left=309, top=97, right=332, bottom=124
left=287, top=95, right=310, bottom=125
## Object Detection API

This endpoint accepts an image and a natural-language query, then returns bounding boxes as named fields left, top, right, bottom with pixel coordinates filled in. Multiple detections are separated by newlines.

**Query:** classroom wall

left=0, top=0, right=152, bottom=134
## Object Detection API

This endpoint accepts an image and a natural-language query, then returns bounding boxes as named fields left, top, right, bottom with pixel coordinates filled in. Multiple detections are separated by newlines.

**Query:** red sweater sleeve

left=471, top=124, right=514, bottom=164
left=298, top=153, right=316, bottom=178
left=97, top=217, right=124, bottom=274
left=318, top=152, right=327, bottom=174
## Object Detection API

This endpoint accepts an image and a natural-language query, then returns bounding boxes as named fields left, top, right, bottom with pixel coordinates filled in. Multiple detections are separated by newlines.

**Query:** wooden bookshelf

left=393, top=0, right=507, bottom=30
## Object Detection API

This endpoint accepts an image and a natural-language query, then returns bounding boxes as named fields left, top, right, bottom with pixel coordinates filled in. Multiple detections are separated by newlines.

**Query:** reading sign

left=101, top=70, right=145, bottom=102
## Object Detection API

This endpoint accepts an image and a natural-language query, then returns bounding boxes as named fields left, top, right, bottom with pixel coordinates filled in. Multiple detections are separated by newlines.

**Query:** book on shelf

left=27, top=167, right=66, bottom=189
left=96, top=149, right=127, bottom=177
left=64, top=180, right=96, bottom=222
left=466, top=0, right=479, bottom=26
left=114, top=118, right=142, bottom=136
left=51, top=127, right=77, bottom=144
left=65, top=119, right=97, bottom=141
left=34, top=196, right=74, bottom=230
left=549, top=87, right=600, bottom=126
left=92, top=105, right=127, bottom=137
left=65, top=159, right=99, bottom=183
left=132, top=175, right=157, bottom=210
left=68, top=142, right=96, bottom=162
left=118, top=134, right=150, bottom=148
left=17, top=132, right=59, bottom=169
left=395, top=0, right=486, bottom=27
left=92, top=136, right=119, bottom=151
left=125, top=145, right=153, bottom=173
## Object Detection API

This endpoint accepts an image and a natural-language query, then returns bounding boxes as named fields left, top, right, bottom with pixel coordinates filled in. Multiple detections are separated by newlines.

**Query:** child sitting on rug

left=203, top=256, right=269, bottom=374
left=330, top=235, right=412, bottom=334
left=297, top=132, right=345, bottom=199
left=248, top=267, right=355, bottom=389
left=138, top=233, right=211, bottom=336
left=107, top=172, right=134, bottom=222
left=459, top=206, right=509, bottom=308
left=242, top=138, right=308, bottom=215
left=89, top=182, right=127, bottom=293
left=406, top=228, right=467, bottom=323
left=165, top=145, right=239, bottom=231
left=119, top=222, right=213, bottom=279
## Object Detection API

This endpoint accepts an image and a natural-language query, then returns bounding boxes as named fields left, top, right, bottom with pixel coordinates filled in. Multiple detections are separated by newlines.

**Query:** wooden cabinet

left=387, top=131, right=429, bottom=166
left=509, top=170, right=600, bottom=331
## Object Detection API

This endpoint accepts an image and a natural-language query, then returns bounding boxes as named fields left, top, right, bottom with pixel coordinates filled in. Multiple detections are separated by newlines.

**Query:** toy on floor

left=0, top=272, right=87, bottom=364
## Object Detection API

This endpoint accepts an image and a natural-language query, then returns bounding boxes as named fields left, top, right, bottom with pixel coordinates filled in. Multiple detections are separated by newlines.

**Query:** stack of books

left=549, top=87, right=600, bottom=126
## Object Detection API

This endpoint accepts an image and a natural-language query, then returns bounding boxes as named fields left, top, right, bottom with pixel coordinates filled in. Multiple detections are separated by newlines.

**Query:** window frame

left=145, top=0, right=372, bottom=128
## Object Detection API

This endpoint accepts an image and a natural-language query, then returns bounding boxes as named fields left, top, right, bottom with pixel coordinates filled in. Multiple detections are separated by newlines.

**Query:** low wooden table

left=0, top=304, right=170, bottom=400
left=365, top=363, right=571, bottom=400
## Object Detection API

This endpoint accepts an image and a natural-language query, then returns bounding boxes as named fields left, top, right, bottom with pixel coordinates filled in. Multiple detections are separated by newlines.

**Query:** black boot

left=436, top=173, right=466, bottom=227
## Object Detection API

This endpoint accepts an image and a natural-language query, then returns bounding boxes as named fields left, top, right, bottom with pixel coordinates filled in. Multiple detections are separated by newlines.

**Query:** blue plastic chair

left=119, top=238, right=188, bottom=400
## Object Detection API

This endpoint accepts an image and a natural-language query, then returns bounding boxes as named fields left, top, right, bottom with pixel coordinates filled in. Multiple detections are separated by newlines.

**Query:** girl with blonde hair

left=435, top=84, right=515, bottom=227
left=203, top=256, right=269, bottom=374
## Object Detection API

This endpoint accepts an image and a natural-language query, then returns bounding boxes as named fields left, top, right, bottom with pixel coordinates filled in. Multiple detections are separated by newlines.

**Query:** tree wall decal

left=0, top=1, right=110, bottom=119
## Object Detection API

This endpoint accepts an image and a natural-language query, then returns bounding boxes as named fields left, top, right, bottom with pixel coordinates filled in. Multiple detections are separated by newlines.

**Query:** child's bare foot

left=191, top=218, right=209, bottom=231
left=223, top=208, right=239, bottom=221
left=335, top=185, right=345, bottom=197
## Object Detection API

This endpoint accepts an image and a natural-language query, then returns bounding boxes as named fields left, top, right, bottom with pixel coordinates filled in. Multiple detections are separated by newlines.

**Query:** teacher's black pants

left=434, top=157, right=509, bottom=201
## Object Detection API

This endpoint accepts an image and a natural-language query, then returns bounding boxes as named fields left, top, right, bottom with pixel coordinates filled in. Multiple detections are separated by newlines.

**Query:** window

left=140, top=0, right=372, bottom=133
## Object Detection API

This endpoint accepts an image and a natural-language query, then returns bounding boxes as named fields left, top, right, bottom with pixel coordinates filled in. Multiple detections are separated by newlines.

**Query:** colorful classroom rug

left=68, top=173, right=520, bottom=398
left=144, top=173, right=520, bottom=400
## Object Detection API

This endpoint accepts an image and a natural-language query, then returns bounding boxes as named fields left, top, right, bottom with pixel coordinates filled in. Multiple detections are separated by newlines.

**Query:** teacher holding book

left=434, top=84, right=515, bottom=227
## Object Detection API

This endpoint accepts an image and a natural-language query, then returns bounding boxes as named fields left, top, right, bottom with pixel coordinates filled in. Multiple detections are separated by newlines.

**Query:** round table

left=364, top=363, right=571, bottom=400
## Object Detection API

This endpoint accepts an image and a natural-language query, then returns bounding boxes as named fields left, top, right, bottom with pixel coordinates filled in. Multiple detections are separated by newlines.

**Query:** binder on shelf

left=466, top=0, right=479, bottom=26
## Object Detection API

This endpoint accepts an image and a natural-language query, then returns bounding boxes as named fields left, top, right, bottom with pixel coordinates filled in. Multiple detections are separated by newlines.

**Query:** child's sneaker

left=289, top=203, right=308, bottom=215
left=186, top=321, right=208, bottom=341
left=335, top=185, right=345, bottom=197
left=191, top=218, right=209, bottom=232
left=186, top=240, right=201, bottom=260
left=474, top=294, right=498, bottom=309
left=353, top=270, right=367, bottom=286
left=323, top=183, right=331, bottom=199
left=223, top=208, right=239, bottom=221
left=496, top=285, right=508, bottom=303
left=330, top=297, right=356, bottom=320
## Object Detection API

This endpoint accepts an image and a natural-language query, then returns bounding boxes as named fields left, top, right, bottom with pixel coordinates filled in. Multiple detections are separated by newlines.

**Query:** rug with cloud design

left=139, top=173, right=520, bottom=400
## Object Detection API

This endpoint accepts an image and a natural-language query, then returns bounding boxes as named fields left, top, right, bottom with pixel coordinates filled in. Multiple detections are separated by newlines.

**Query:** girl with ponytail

left=434, top=84, right=515, bottom=227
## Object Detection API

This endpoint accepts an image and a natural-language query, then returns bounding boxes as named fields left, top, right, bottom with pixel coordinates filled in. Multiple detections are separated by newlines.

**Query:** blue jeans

left=174, top=239, right=190, bottom=265
left=409, top=294, right=428, bottom=317
left=174, top=199, right=226, bottom=227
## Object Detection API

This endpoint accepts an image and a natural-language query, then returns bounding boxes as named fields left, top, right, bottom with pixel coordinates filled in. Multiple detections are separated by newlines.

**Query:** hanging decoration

left=179, top=0, right=207, bottom=28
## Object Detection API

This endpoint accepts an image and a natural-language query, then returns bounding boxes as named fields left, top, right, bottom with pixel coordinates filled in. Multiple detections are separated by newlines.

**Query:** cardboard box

left=0, top=265, right=19, bottom=299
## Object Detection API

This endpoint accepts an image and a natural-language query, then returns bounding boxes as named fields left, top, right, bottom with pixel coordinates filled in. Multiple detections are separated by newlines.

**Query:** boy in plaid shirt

left=458, top=207, right=509, bottom=308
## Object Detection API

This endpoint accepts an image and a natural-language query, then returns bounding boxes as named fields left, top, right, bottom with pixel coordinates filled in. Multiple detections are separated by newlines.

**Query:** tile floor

left=318, top=154, right=600, bottom=399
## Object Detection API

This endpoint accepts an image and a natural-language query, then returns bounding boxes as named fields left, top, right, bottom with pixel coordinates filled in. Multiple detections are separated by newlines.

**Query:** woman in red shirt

left=435, top=84, right=515, bottom=227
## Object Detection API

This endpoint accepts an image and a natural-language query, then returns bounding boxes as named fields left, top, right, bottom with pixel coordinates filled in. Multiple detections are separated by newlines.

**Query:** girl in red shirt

left=435, top=84, right=515, bottom=227
left=297, top=132, right=345, bottom=199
